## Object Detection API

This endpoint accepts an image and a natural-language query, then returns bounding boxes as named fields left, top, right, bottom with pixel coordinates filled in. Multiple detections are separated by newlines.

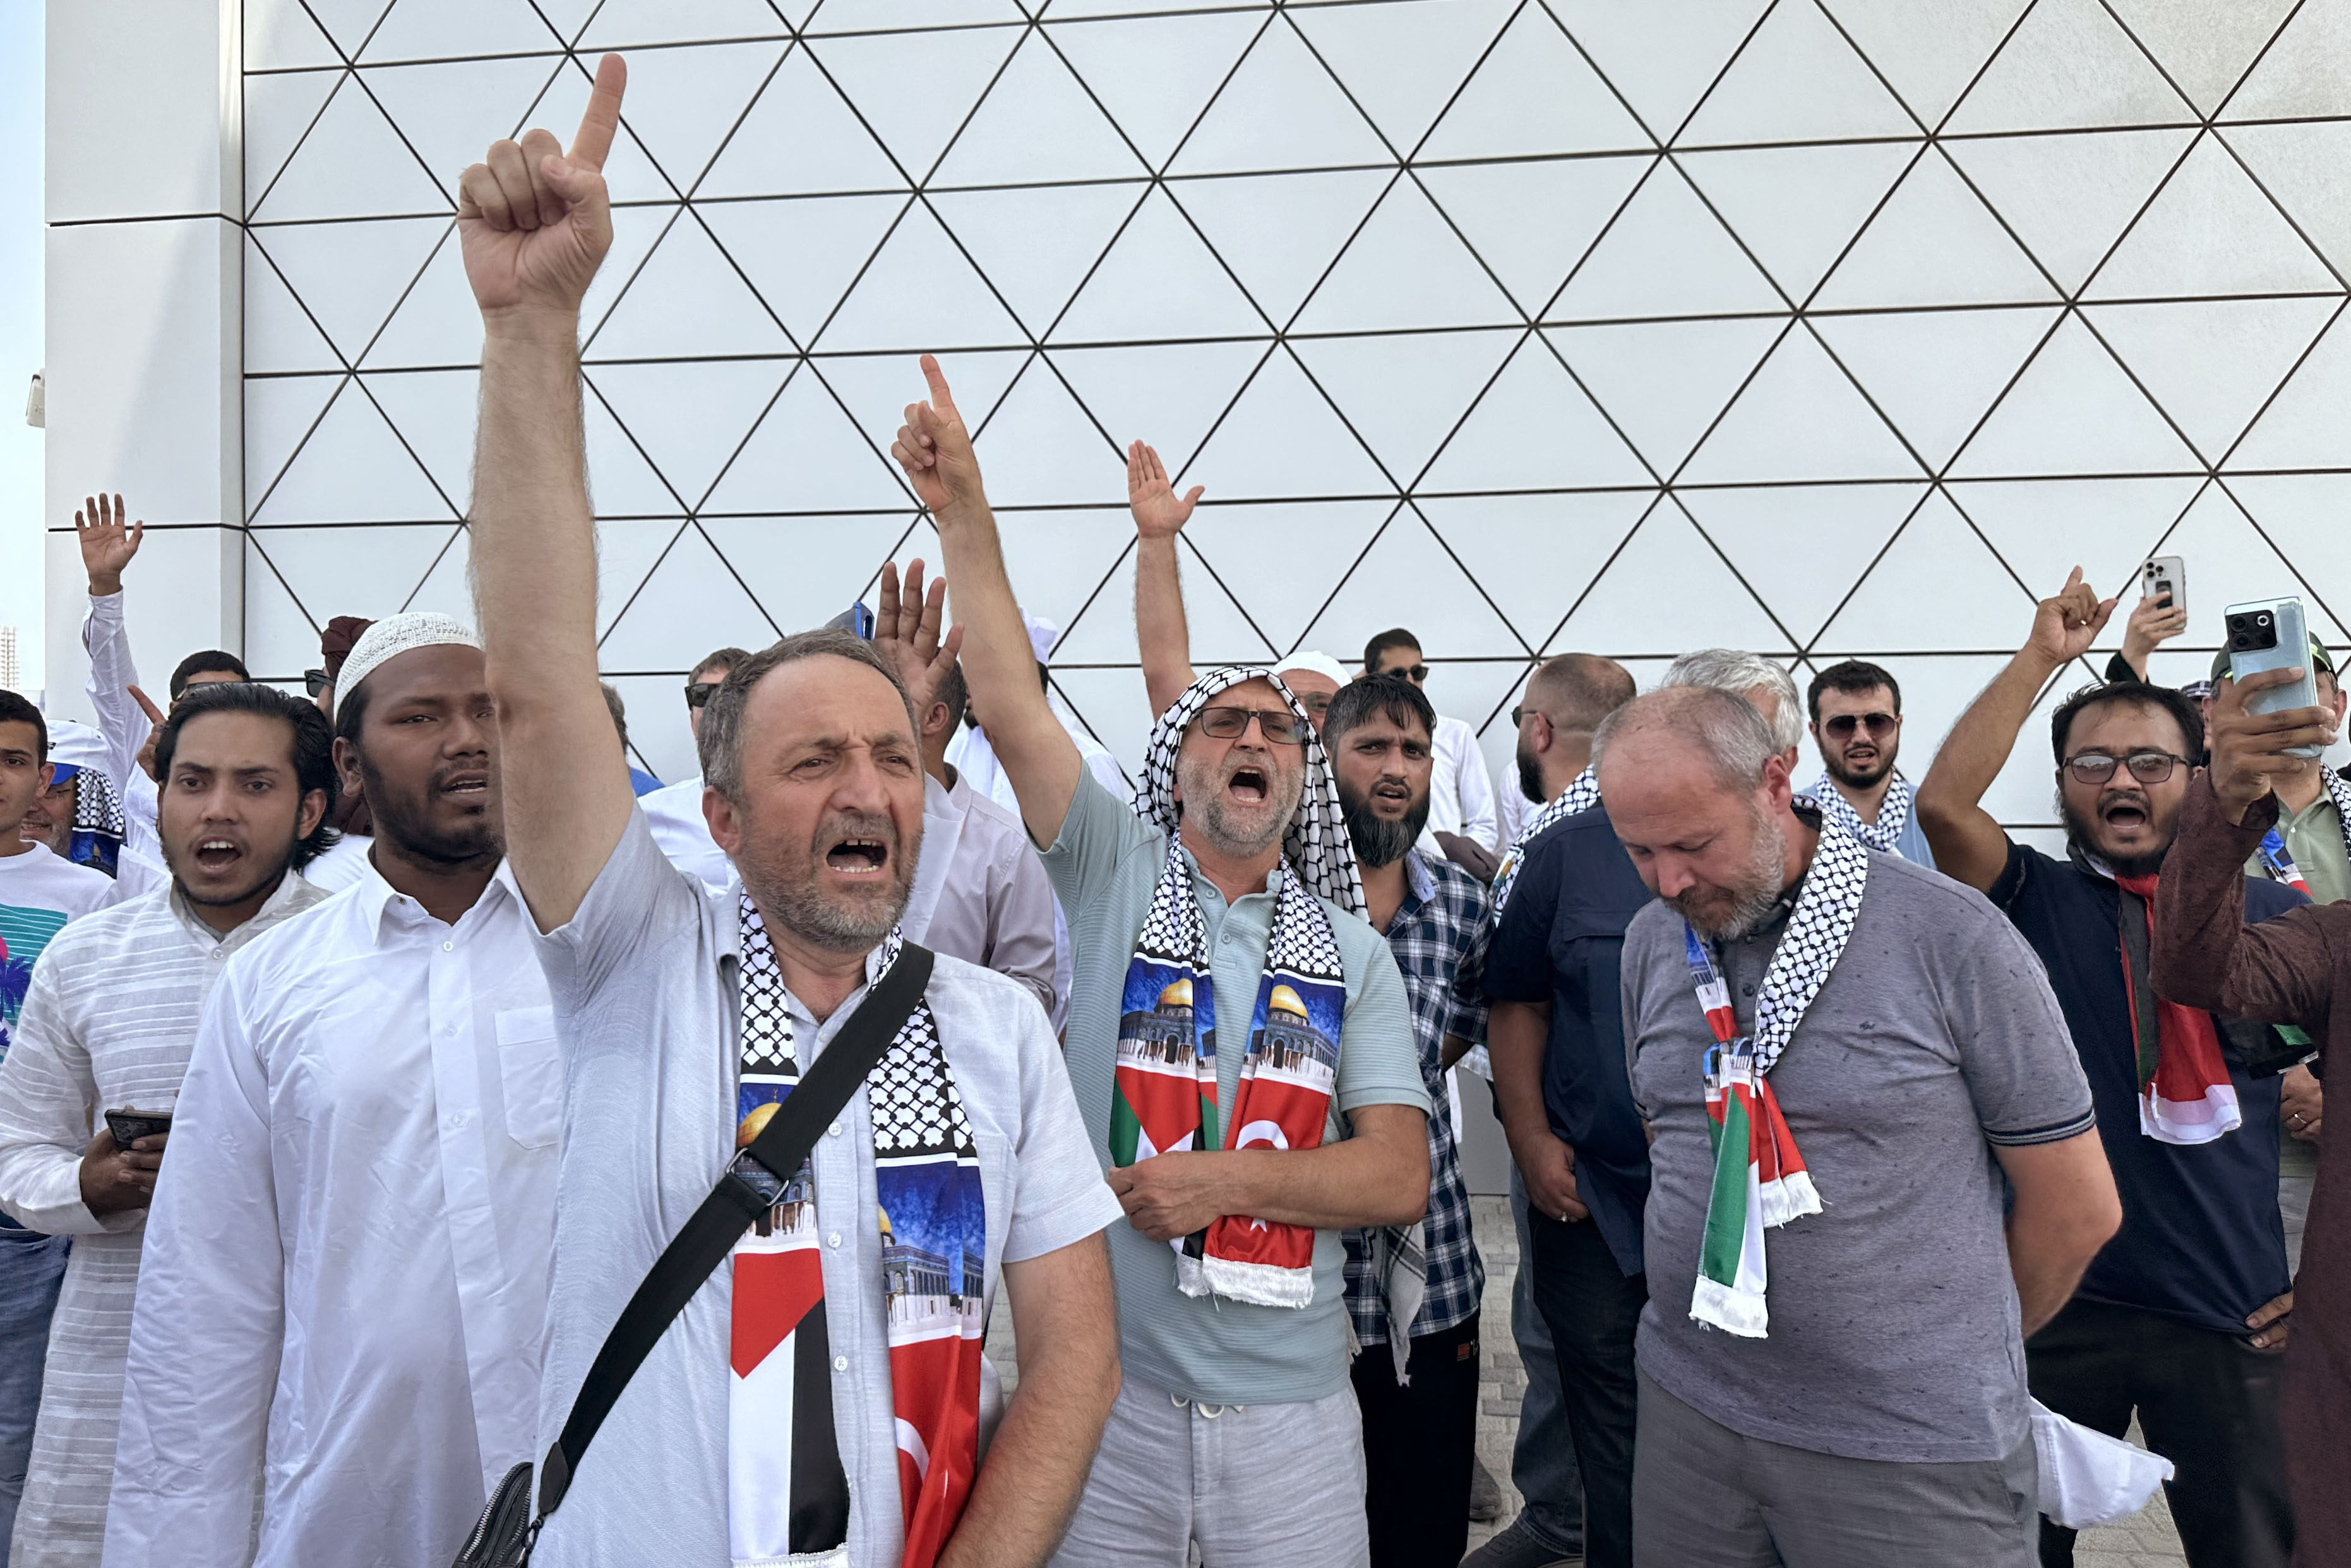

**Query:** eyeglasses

left=1195, top=706, right=1308, bottom=746
left=683, top=680, right=721, bottom=709
left=2063, top=751, right=2190, bottom=786
left=1822, top=711, right=1899, bottom=739
left=1511, top=705, right=1545, bottom=728
left=303, top=667, right=330, bottom=698
left=1292, top=691, right=1333, bottom=716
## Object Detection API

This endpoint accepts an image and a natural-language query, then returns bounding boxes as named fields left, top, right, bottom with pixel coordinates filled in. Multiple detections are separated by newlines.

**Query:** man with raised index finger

left=453, top=57, right=1123, bottom=1568
left=899, top=356, right=1432, bottom=1568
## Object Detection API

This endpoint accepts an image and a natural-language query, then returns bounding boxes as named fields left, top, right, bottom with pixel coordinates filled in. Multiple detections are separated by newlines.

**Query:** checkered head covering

left=1134, top=665, right=1364, bottom=918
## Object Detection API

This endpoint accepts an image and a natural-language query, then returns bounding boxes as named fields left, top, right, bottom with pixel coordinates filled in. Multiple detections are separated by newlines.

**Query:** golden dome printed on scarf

left=1267, top=984, right=1307, bottom=1019
left=1158, top=978, right=1194, bottom=1009
left=736, top=1101, right=779, bottom=1146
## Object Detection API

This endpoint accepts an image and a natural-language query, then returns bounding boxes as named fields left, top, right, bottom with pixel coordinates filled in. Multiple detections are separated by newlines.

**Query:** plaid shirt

left=1344, top=850, right=1490, bottom=1344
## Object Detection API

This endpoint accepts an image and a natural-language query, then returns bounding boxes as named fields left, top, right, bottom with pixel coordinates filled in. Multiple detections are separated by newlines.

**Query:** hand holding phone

left=2226, top=599, right=2323, bottom=757
left=83, top=1109, right=172, bottom=1218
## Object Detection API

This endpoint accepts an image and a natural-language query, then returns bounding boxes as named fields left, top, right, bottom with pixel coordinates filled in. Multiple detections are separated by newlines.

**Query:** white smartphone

left=2225, top=596, right=2322, bottom=758
left=2143, top=556, right=2185, bottom=613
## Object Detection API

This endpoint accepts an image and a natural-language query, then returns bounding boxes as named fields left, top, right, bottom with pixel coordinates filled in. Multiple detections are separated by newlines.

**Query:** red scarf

left=2115, top=873, right=2241, bottom=1144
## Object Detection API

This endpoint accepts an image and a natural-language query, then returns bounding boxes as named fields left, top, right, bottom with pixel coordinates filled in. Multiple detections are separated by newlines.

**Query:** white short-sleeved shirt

left=527, top=810, right=1120, bottom=1568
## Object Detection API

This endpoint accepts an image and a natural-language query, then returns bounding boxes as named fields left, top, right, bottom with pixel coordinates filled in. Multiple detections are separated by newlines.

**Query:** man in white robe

left=0, top=683, right=337, bottom=1566
left=104, top=615, right=559, bottom=1568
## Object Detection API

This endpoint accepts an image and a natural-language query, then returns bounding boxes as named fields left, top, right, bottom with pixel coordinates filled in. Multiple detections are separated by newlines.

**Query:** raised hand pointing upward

left=457, top=53, right=627, bottom=322
left=1127, top=441, right=1202, bottom=542
left=892, top=354, right=990, bottom=519
left=2029, top=566, right=2119, bottom=667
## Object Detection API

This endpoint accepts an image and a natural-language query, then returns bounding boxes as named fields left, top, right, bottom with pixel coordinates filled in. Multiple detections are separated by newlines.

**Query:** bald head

left=1524, top=653, right=1636, bottom=734
left=1593, top=686, right=1778, bottom=796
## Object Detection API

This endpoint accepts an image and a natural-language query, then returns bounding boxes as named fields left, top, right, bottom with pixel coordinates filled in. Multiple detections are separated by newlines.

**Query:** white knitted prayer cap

left=1277, top=650, right=1349, bottom=688
left=337, top=611, right=481, bottom=701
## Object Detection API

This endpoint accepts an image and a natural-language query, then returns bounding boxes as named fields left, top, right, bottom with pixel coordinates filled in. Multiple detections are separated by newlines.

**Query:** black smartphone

left=104, top=1108, right=174, bottom=1147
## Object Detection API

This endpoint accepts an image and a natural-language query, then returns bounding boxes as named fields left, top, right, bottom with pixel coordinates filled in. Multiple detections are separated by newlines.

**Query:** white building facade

left=42, top=0, right=2351, bottom=829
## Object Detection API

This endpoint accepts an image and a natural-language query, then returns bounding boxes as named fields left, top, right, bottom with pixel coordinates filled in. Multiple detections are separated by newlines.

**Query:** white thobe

left=76, top=593, right=170, bottom=899
left=105, top=863, right=558, bottom=1568
left=1415, top=714, right=1500, bottom=857
left=945, top=704, right=1129, bottom=816
left=0, top=875, right=326, bottom=1567
left=903, top=773, right=1063, bottom=1027
left=640, top=773, right=734, bottom=892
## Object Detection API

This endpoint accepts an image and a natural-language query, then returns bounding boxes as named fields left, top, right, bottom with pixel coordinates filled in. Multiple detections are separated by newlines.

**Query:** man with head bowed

left=453, top=55, right=1122, bottom=1568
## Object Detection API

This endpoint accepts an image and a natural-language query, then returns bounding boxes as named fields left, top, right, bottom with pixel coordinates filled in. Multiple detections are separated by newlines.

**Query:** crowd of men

left=0, top=55, right=2346, bottom=1568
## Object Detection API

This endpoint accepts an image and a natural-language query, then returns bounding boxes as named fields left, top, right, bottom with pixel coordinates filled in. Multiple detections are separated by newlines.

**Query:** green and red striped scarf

left=1682, top=815, right=1870, bottom=1338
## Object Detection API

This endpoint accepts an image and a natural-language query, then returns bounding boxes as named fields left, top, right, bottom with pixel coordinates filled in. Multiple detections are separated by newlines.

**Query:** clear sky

left=0, top=2, right=44, bottom=693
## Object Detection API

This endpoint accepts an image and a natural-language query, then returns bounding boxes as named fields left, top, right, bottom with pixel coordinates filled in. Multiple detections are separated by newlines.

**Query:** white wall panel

left=174, top=0, right=2351, bottom=837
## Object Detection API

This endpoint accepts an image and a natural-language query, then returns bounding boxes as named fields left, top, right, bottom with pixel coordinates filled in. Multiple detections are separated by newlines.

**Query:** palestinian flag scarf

left=1685, top=813, right=1869, bottom=1339
left=1115, top=666, right=1365, bottom=1310
left=1491, top=766, right=1603, bottom=916
left=1807, top=773, right=1915, bottom=856
left=729, top=900, right=987, bottom=1568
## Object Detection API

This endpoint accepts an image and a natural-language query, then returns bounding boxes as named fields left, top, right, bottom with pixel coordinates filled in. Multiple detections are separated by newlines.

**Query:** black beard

left=1823, top=748, right=1894, bottom=789
left=1339, top=781, right=1431, bottom=869
left=1516, top=747, right=1546, bottom=807
left=358, top=752, right=503, bottom=869
left=2059, top=796, right=2170, bottom=878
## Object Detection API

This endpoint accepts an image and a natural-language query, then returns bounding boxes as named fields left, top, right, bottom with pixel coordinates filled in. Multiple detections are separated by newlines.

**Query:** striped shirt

left=0, top=874, right=327, bottom=1565
left=1344, top=851, right=1489, bottom=1345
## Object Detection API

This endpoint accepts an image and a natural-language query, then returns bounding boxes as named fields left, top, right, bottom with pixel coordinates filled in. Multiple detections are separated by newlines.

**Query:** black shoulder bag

left=454, top=944, right=936, bottom=1567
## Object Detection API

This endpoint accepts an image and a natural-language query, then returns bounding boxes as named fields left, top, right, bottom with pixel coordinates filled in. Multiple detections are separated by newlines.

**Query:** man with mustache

left=1315, top=674, right=1492, bottom=1568
left=453, top=59, right=1122, bottom=1568
left=909, top=356, right=1430, bottom=1567
left=1801, top=660, right=1936, bottom=868
left=105, top=613, right=561, bottom=1568
left=1919, top=570, right=2307, bottom=1568
left=0, top=682, right=334, bottom=1567
left=1610, top=685, right=2117, bottom=1566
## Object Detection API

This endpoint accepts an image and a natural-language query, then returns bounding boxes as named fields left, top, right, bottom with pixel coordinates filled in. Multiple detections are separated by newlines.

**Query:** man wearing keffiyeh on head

left=900, top=357, right=1430, bottom=1568
left=1921, top=570, right=2314, bottom=1568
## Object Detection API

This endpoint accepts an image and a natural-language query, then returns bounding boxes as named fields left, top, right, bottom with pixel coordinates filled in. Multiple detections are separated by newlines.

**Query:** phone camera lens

left=2258, top=614, right=2273, bottom=627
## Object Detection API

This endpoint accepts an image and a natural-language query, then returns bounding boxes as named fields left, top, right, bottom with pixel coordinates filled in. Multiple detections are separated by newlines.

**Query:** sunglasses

left=2063, top=751, right=2189, bottom=786
left=1195, top=706, right=1308, bottom=746
left=1822, top=711, right=1899, bottom=739
left=683, top=681, right=721, bottom=709
left=1511, top=705, right=1543, bottom=728
left=1383, top=663, right=1431, bottom=684
left=304, top=667, right=330, bottom=698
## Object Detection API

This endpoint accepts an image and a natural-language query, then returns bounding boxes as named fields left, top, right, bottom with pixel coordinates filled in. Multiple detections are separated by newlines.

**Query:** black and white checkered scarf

left=1131, top=666, right=1364, bottom=918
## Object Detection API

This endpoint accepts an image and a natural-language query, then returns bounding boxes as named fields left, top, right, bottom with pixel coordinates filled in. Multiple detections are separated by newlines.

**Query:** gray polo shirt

left=1621, top=849, right=2095, bottom=1464
left=1043, top=771, right=1429, bottom=1406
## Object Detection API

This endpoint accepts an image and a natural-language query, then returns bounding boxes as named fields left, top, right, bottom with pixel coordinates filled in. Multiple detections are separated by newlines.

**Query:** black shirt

left=1990, top=841, right=2301, bottom=1333
left=1482, top=805, right=1654, bottom=1276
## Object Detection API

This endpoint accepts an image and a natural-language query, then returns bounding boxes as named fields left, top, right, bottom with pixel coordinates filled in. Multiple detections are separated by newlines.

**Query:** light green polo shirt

left=1041, top=771, right=1429, bottom=1405
left=2242, top=790, right=2351, bottom=905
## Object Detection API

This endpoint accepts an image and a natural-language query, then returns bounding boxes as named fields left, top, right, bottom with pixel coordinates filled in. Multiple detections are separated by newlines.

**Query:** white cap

left=337, top=611, right=481, bottom=702
left=1022, top=610, right=1060, bottom=664
left=1277, top=650, right=1349, bottom=688
left=42, top=717, right=107, bottom=779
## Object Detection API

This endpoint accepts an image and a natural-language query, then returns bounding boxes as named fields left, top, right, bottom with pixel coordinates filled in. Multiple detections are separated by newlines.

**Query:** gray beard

left=1674, top=811, right=1790, bottom=942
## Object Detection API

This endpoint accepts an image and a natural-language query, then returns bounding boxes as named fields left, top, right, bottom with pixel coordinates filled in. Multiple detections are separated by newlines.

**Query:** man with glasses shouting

left=1919, top=568, right=2302, bottom=1568
left=1802, top=660, right=1937, bottom=868
left=904, top=356, right=1430, bottom=1568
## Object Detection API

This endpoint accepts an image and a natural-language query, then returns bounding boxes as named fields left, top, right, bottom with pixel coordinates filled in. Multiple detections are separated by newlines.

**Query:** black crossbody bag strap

left=457, top=943, right=935, bottom=1565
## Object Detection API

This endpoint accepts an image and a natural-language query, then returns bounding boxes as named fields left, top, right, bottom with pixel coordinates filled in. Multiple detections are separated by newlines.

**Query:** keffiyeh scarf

left=1491, top=767, right=1603, bottom=915
left=1685, top=813, right=1869, bottom=1339
left=65, top=765, right=125, bottom=878
left=1807, top=774, right=1914, bottom=856
left=1114, top=668, right=1365, bottom=1311
left=728, top=901, right=986, bottom=1568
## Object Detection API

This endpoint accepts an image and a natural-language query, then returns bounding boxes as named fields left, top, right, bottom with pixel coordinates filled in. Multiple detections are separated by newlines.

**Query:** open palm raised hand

left=457, top=54, right=627, bottom=322
left=1127, top=441, right=1202, bottom=541
left=75, top=493, right=143, bottom=594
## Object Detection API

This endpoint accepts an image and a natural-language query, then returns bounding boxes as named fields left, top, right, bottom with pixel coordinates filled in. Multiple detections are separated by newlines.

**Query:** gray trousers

left=1050, top=1372, right=1369, bottom=1568
left=1632, top=1372, right=2039, bottom=1568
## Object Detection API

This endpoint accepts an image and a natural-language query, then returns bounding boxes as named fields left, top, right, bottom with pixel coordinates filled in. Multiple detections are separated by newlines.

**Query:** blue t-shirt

left=1481, top=805, right=1654, bottom=1276
left=1990, top=841, right=2301, bottom=1334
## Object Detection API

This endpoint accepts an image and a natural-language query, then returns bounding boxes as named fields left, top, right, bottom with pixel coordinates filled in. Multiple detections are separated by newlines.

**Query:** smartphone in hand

left=104, top=1108, right=173, bottom=1147
left=2226, top=597, right=2323, bottom=758
left=2143, top=555, right=2185, bottom=611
